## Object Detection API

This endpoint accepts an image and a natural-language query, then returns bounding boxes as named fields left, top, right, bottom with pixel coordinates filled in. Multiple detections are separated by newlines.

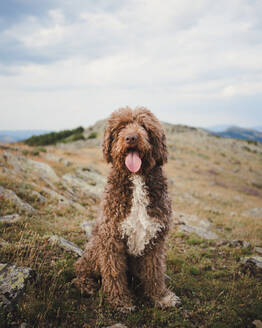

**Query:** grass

left=1, top=132, right=262, bottom=327
left=1, top=212, right=261, bottom=328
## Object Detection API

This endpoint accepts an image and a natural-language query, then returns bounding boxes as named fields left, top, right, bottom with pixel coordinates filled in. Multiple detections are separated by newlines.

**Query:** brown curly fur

left=74, top=107, right=180, bottom=312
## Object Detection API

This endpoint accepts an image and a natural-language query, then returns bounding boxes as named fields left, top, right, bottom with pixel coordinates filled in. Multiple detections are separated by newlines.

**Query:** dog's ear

left=135, top=108, right=168, bottom=166
left=103, top=123, right=113, bottom=163
left=103, top=107, right=134, bottom=163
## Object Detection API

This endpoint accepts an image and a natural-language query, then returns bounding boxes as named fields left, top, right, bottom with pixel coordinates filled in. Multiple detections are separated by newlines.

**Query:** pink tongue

left=125, top=151, right=142, bottom=173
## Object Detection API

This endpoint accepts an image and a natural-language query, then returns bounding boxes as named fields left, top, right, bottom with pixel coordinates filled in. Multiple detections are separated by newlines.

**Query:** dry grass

left=1, top=132, right=262, bottom=327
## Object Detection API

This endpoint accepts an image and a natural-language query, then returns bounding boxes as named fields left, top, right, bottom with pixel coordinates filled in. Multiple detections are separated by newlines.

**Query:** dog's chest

left=120, top=175, right=163, bottom=256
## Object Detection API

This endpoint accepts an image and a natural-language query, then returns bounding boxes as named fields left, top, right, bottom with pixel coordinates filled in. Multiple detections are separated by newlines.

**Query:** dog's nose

left=125, top=134, right=138, bottom=145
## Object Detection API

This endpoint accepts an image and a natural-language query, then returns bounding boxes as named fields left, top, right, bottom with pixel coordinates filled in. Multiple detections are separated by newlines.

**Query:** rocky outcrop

left=49, top=235, right=83, bottom=257
left=41, top=186, right=85, bottom=212
left=0, top=214, right=21, bottom=223
left=174, top=212, right=219, bottom=240
left=0, top=186, right=35, bottom=214
left=62, top=167, right=105, bottom=198
left=0, top=263, right=35, bottom=309
left=241, top=256, right=262, bottom=274
left=2, top=151, right=59, bottom=183
left=242, top=208, right=262, bottom=219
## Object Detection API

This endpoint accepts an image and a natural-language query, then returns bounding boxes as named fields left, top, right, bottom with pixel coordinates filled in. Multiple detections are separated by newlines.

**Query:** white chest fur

left=120, top=175, right=163, bottom=256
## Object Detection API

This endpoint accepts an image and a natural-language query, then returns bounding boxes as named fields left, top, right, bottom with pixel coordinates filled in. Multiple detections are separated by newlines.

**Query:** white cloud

left=0, top=0, right=262, bottom=129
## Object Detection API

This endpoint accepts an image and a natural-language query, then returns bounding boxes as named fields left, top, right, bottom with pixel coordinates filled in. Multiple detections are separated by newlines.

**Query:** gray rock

left=49, top=235, right=83, bottom=257
left=0, top=263, right=35, bottom=309
left=0, top=239, right=9, bottom=248
left=62, top=167, right=105, bottom=198
left=242, top=208, right=262, bottom=219
left=241, top=256, right=262, bottom=270
left=0, top=214, right=21, bottom=223
left=173, top=212, right=211, bottom=229
left=0, top=186, right=35, bottom=214
left=30, top=190, right=47, bottom=203
left=228, top=240, right=251, bottom=248
left=81, top=220, right=96, bottom=239
left=59, top=157, right=72, bottom=167
left=42, top=187, right=85, bottom=212
left=3, top=151, right=59, bottom=183
left=174, top=212, right=218, bottom=239
left=178, top=223, right=219, bottom=240
left=254, top=247, right=262, bottom=255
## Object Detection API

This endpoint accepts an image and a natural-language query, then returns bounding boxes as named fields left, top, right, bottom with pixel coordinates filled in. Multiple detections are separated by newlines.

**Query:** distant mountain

left=206, top=125, right=232, bottom=133
left=210, top=126, right=262, bottom=143
left=207, top=125, right=262, bottom=133
left=252, top=126, right=262, bottom=132
left=0, top=130, right=52, bottom=143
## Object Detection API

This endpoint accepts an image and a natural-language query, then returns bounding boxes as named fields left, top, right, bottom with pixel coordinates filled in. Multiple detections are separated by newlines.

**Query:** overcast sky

left=0, top=0, right=261, bottom=130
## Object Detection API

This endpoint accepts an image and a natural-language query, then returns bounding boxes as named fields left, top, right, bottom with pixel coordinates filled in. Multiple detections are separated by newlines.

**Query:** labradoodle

left=74, top=107, right=181, bottom=312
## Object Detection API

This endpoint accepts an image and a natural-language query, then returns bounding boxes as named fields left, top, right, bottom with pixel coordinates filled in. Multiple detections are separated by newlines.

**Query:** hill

left=208, top=126, right=262, bottom=143
left=0, top=130, right=51, bottom=143
left=0, top=120, right=262, bottom=327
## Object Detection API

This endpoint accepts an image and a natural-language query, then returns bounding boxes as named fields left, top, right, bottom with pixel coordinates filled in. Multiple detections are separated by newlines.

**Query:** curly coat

left=74, top=107, right=180, bottom=312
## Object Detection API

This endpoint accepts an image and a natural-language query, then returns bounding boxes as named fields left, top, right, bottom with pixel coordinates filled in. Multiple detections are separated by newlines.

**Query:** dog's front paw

left=155, top=290, right=181, bottom=308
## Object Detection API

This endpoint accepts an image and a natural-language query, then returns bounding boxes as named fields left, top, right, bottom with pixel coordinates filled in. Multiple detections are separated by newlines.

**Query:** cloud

left=0, top=0, right=262, bottom=129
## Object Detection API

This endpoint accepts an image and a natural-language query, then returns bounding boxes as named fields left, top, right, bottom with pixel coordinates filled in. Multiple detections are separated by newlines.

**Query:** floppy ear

left=102, top=123, right=113, bottom=163
left=103, top=107, right=134, bottom=163
left=135, top=108, right=168, bottom=166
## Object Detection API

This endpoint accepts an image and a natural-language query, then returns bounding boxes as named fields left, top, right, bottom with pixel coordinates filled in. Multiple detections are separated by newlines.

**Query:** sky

left=0, top=0, right=262, bottom=130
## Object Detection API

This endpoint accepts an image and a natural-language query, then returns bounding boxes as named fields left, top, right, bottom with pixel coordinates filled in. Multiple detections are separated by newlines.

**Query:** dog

left=74, top=107, right=181, bottom=312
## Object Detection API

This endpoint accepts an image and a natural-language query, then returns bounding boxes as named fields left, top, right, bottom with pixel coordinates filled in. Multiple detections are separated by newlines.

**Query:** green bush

left=24, top=127, right=84, bottom=146
left=87, top=132, right=98, bottom=139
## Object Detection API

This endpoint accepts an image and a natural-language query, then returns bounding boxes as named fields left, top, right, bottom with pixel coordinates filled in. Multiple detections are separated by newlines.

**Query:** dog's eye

left=141, top=124, right=147, bottom=131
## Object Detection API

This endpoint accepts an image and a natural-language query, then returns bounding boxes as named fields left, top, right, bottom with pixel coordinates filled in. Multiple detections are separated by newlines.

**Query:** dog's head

left=103, top=107, right=168, bottom=173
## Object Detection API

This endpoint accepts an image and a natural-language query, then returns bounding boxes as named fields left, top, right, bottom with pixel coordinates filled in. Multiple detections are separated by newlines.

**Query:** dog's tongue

left=125, top=151, right=142, bottom=173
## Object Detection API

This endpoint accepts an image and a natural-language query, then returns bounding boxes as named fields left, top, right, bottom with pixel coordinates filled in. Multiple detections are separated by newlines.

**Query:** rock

left=30, top=190, right=47, bottom=203
left=241, top=256, right=262, bottom=273
left=0, top=263, right=35, bottom=309
left=242, top=208, right=262, bottom=219
left=174, top=212, right=218, bottom=240
left=20, top=323, right=28, bottom=328
left=105, top=324, right=127, bottom=328
left=62, top=167, right=105, bottom=198
left=42, top=187, right=85, bottom=212
left=253, top=320, right=262, bottom=328
left=44, top=154, right=72, bottom=167
left=3, top=151, right=59, bottom=183
left=254, top=247, right=262, bottom=255
left=59, top=157, right=72, bottom=167
left=228, top=240, right=251, bottom=248
left=0, top=239, right=9, bottom=248
left=234, top=195, right=244, bottom=202
left=178, top=224, right=218, bottom=240
left=49, top=235, right=83, bottom=257
left=0, top=214, right=21, bottom=223
left=173, top=212, right=211, bottom=229
left=0, top=186, right=35, bottom=214
left=81, top=220, right=96, bottom=239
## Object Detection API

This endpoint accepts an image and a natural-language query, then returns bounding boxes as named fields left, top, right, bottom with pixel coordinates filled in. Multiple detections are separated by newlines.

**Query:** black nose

left=125, top=134, right=138, bottom=145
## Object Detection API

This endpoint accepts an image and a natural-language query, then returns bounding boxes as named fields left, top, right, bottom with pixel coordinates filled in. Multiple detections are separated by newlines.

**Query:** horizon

left=0, top=1, right=262, bottom=130
left=0, top=122, right=262, bottom=133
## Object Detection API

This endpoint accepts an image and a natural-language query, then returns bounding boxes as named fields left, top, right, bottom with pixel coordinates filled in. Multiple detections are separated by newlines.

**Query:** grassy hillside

left=24, top=127, right=85, bottom=146
left=0, top=123, right=262, bottom=327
